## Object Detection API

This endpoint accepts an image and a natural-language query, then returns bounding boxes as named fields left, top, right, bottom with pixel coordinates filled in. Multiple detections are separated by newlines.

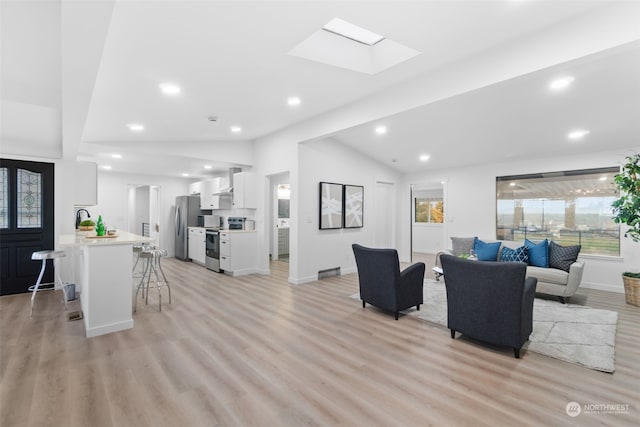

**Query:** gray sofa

left=435, top=237, right=584, bottom=303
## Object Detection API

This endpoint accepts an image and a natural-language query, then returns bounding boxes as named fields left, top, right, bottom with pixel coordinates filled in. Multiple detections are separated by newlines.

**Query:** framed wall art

left=343, top=184, right=364, bottom=228
left=319, top=182, right=343, bottom=229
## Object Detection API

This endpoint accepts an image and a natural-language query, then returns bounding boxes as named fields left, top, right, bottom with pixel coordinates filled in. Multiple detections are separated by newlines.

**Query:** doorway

left=128, top=184, right=161, bottom=246
left=269, top=173, right=290, bottom=263
left=410, top=182, right=445, bottom=265
left=0, top=159, right=55, bottom=295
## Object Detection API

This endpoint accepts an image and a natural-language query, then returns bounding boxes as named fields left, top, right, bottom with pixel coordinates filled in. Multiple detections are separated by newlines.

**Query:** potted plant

left=78, top=219, right=96, bottom=231
left=611, top=153, right=640, bottom=306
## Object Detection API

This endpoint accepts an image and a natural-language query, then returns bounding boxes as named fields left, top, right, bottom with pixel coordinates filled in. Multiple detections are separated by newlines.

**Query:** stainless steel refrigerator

left=174, top=195, right=200, bottom=260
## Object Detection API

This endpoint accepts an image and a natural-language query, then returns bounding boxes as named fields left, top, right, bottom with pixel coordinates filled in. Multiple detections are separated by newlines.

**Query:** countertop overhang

left=60, top=230, right=153, bottom=247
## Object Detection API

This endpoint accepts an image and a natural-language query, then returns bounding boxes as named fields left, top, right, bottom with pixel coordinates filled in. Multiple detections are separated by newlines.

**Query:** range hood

left=214, top=167, right=241, bottom=195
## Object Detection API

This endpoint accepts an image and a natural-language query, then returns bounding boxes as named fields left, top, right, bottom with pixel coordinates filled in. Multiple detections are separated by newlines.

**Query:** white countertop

left=60, top=230, right=153, bottom=247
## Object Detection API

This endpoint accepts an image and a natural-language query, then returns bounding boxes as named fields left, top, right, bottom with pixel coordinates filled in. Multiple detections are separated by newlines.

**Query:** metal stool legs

left=134, top=249, right=170, bottom=312
left=29, top=251, right=68, bottom=316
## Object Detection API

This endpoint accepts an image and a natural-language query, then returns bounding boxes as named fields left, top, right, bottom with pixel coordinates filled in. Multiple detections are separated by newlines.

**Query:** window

left=415, top=198, right=444, bottom=224
left=496, top=167, right=619, bottom=256
left=0, top=168, right=7, bottom=229
left=17, top=168, right=43, bottom=228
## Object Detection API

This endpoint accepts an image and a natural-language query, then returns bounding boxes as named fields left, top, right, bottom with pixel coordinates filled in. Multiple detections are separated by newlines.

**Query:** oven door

left=205, top=230, right=221, bottom=272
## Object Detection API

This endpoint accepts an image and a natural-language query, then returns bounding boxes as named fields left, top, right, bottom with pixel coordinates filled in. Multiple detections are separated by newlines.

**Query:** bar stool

left=29, top=250, right=69, bottom=316
left=134, top=248, right=171, bottom=312
left=132, top=243, right=156, bottom=278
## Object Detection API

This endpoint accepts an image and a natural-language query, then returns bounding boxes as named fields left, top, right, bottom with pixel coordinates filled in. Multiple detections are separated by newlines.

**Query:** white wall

left=251, top=136, right=299, bottom=279
left=401, top=147, right=640, bottom=293
left=93, top=171, right=190, bottom=256
left=296, top=138, right=401, bottom=283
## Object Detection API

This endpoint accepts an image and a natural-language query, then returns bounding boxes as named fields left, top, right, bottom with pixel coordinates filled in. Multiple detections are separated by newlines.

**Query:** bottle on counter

left=96, top=215, right=105, bottom=236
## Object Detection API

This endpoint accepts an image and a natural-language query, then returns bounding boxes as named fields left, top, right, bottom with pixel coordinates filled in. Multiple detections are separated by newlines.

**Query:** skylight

left=322, top=18, right=385, bottom=46
left=289, top=19, right=419, bottom=75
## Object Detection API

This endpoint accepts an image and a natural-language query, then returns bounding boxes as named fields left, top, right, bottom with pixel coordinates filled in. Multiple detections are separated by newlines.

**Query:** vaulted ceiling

left=2, top=1, right=639, bottom=178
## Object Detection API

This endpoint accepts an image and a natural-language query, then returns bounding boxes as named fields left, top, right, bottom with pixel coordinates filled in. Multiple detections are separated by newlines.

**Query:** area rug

left=351, top=280, right=618, bottom=372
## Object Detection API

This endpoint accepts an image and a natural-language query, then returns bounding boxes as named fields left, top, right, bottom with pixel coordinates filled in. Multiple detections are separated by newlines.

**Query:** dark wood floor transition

left=1, top=257, right=638, bottom=426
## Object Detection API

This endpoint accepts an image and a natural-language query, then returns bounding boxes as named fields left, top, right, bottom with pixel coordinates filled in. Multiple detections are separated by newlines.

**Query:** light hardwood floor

left=1, top=257, right=639, bottom=426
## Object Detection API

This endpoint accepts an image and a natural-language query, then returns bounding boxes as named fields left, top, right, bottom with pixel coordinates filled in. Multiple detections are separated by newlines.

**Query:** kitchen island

left=60, top=230, right=152, bottom=338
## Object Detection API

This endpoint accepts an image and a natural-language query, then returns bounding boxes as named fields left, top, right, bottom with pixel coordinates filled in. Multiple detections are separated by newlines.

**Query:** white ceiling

left=2, top=1, right=640, bottom=178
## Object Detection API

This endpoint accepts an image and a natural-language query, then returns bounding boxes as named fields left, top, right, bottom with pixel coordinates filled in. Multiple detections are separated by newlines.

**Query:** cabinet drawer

left=220, top=255, right=230, bottom=270
left=220, top=239, right=230, bottom=256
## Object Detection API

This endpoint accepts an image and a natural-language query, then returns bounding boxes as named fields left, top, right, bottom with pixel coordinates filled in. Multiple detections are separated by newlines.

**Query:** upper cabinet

left=200, top=178, right=232, bottom=210
left=189, top=181, right=201, bottom=195
left=74, top=161, right=97, bottom=206
left=233, top=172, right=256, bottom=209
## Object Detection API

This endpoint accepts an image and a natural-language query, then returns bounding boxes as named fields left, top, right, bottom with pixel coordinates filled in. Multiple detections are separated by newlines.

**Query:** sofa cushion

left=527, top=266, right=569, bottom=286
left=549, top=241, right=581, bottom=272
left=501, top=246, right=529, bottom=263
left=451, top=237, right=476, bottom=257
left=525, top=239, right=549, bottom=268
left=474, top=238, right=502, bottom=261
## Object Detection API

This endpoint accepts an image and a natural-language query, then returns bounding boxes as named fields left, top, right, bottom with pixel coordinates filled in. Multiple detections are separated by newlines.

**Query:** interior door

left=0, top=159, right=55, bottom=295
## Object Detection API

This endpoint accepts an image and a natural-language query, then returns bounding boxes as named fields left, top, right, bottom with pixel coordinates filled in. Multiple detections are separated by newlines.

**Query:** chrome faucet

left=75, top=209, right=91, bottom=229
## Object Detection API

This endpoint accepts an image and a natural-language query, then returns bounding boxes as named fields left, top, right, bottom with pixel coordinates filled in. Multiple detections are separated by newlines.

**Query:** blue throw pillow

left=501, top=246, right=529, bottom=263
left=525, top=239, right=549, bottom=268
left=473, top=238, right=501, bottom=261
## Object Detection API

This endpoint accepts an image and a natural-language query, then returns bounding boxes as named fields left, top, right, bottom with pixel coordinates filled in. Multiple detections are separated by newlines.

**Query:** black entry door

left=0, top=159, right=55, bottom=295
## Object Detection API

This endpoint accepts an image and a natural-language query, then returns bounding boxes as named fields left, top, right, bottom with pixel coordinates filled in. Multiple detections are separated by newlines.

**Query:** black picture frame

left=343, top=184, right=364, bottom=228
left=319, top=182, right=343, bottom=229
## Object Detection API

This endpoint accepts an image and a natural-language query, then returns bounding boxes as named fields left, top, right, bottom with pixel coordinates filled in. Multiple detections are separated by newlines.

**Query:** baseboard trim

left=581, top=281, right=624, bottom=294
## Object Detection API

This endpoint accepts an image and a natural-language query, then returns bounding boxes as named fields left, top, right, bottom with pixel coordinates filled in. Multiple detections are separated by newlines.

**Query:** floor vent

left=318, top=267, right=341, bottom=280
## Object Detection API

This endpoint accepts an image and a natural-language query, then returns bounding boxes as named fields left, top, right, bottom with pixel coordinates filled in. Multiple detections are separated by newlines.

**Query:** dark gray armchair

left=352, top=244, right=425, bottom=320
left=440, top=255, right=537, bottom=358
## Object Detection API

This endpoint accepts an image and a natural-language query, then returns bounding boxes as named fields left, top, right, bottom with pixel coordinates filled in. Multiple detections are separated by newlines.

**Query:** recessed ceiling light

left=102, top=165, right=112, bottom=170
left=509, top=182, right=516, bottom=187
left=550, top=76, right=575, bottom=90
left=111, top=153, right=122, bottom=159
left=159, top=83, right=181, bottom=95
left=419, top=154, right=430, bottom=162
left=599, top=176, right=607, bottom=181
left=287, top=97, right=301, bottom=106
left=230, top=126, right=242, bottom=133
left=375, top=126, right=387, bottom=135
left=568, top=129, right=590, bottom=140
left=204, top=165, right=213, bottom=170
left=322, top=18, right=385, bottom=46
left=181, top=173, right=189, bottom=177
left=127, top=123, right=144, bottom=132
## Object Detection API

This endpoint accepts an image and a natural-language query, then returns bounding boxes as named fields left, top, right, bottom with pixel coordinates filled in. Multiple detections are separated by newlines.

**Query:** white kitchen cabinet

left=189, top=181, right=202, bottom=195
left=219, top=231, right=256, bottom=275
left=200, top=178, right=232, bottom=210
left=199, top=179, right=215, bottom=209
left=188, top=227, right=206, bottom=265
left=232, top=172, right=256, bottom=209
left=74, top=161, right=98, bottom=206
